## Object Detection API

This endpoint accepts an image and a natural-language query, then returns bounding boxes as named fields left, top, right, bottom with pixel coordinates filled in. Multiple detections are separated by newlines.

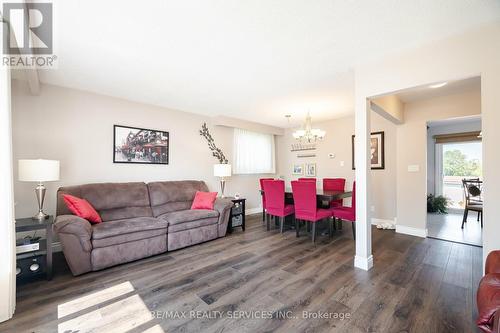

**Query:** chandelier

left=292, top=112, right=326, bottom=143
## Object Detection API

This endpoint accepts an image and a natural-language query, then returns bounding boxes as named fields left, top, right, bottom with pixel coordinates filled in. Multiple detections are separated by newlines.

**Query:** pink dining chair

left=323, top=178, right=346, bottom=208
left=298, top=178, right=316, bottom=182
left=331, top=182, right=356, bottom=239
left=291, top=180, right=333, bottom=243
left=262, top=179, right=295, bottom=233
left=259, top=178, right=274, bottom=222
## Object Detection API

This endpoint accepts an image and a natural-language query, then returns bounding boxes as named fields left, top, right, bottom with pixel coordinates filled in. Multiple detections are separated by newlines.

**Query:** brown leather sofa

left=53, top=181, right=233, bottom=276
left=477, top=250, right=500, bottom=333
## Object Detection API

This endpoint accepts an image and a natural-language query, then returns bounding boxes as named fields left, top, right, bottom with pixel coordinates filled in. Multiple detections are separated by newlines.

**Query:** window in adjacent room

left=233, top=128, right=275, bottom=174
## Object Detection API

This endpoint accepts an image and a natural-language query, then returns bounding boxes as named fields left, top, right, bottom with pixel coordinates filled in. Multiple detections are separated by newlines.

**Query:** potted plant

left=427, top=194, right=450, bottom=214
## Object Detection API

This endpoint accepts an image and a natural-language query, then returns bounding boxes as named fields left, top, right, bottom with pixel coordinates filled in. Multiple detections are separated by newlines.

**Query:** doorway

left=427, top=117, right=483, bottom=246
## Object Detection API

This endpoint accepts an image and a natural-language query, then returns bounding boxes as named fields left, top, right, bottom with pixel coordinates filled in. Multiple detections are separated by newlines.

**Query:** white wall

left=276, top=112, right=397, bottom=221
left=354, top=21, right=500, bottom=265
left=0, top=49, right=16, bottom=322
left=427, top=117, right=482, bottom=195
left=11, top=80, right=275, bottom=219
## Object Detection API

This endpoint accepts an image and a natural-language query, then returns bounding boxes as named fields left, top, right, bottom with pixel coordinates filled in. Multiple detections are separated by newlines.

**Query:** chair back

left=323, top=178, right=346, bottom=206
left=298, top=178, right=316, bottom=182
left=462, top=178, right=483, bottom=206
left=323, top=178, right=345, bottom=191
left=351, top=181, right=356, bottom=214
left=291, top=180, right=317, bottom=220
left=262, top=179, right=286, bottom=215
left=259, top=178, right=274, bottom=209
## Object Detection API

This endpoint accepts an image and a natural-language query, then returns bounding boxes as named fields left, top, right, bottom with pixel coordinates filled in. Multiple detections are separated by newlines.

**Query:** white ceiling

left=395, top=76, right=481, bottom=103
left=35, top=0, right=500, bottom=127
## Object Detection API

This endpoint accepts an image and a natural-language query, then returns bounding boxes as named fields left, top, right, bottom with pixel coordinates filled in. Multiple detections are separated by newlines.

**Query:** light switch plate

left=408, top=165, right=419, bottom=172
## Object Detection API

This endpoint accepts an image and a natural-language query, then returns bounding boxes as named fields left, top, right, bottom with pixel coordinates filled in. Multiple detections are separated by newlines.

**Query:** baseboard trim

left=245, top=207, right=262, bottom=216
left=396, top=225, right=428, bottom=238
left=371, top=218, right=395, bottom=226
left=354, top=255, right=374, bottom=271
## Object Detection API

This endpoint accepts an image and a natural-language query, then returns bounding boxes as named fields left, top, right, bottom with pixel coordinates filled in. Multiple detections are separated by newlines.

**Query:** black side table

left=15, top=216, right=54, bottom=281
left=227, top=197, right=246, bottom=233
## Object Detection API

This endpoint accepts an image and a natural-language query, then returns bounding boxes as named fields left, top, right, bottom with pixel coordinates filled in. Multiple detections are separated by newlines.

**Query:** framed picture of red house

left=351, top=131, right=385, bottom=170
left=113, top=125, right=169, bottom=164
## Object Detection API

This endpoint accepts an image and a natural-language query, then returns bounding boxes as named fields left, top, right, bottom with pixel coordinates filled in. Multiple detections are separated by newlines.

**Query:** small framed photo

left=292, top=164, right=304, bottom=175
left=305, top=163, right=316, bottom=177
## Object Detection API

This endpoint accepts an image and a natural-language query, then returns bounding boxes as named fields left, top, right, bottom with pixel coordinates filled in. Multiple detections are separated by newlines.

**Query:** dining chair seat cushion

left=268, top=204, right=295, bottom=217
left=332, top=206, right=355, bottom=221
left=296, top=208, right=332, bottom=222
left=329, top=201, right=343, bottom=208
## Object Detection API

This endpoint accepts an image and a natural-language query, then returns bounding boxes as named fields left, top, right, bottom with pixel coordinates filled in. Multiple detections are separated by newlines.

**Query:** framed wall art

left=352, top=131, right=385, bottom=170
left=113, top=125, right=169, bottom=164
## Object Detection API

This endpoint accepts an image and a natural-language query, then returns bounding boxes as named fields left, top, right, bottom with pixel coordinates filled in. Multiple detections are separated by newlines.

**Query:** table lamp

left=18, top=159, right=60, bottom=220
left=213, top=164, right=231, bottom=198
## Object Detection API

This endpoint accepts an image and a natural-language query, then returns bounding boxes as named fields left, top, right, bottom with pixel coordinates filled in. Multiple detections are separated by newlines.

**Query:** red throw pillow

left=63, top=194, right=102, bottom=224
left=191, top=191, right=218, bottom=210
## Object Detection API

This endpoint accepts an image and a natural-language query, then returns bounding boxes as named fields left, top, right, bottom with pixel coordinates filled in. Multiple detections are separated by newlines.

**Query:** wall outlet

left=407, top=165, right=420, bottom=172
left=340, top=161, right=345, bottom=167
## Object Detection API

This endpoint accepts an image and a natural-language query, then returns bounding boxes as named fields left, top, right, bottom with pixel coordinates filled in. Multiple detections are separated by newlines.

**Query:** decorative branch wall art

left=199, top=123, right=228, bottom=164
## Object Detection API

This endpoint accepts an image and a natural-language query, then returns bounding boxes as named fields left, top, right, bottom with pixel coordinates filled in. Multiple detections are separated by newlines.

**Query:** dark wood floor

left=0, top=215, right=482, bottom=333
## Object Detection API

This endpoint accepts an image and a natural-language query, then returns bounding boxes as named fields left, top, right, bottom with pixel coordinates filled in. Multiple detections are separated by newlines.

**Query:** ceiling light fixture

left=429, top=82, right=448, bottom=89
left=292, top=112, right=325, bottom=143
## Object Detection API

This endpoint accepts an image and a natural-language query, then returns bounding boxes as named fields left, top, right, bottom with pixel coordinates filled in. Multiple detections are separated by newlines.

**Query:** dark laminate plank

left=0, top=215, right=482, bottom=333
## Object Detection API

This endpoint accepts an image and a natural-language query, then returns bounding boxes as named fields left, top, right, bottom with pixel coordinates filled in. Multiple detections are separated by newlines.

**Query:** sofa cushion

left=158, top=209, right=218, bottom=225
left=92, top=228, right=166, bottom=248
left=63, top=194, right=102, bottom=224
left=92, top=217, right=168, bottom=240
left=57, top=182, right=153, bottom=221
left=148, top=181, right=209, bottom=217
left=168, top=218, right=218, bottom=233
left=191, top=191, right=218, bottom=210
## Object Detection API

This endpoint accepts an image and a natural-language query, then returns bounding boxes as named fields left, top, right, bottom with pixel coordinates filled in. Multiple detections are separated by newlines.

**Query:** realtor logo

left=2, top=2, right=56, bottom=68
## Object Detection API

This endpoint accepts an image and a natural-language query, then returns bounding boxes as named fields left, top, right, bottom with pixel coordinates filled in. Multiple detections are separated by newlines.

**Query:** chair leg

left=332, top=217, right=337, bottom=231
left=296, top=218, right=300, bottom=237
left=481, top=212, right=483, bottom=228
left=262, top=208, right=266, bottom=223
left=328, top=217, right=333, bottom=238
left=461, top=209, right=468, bottom=229
left=266, top=214, right=271, bottom=231
left=352, top=222, right=356, bottom=240
left=312, top=222, right=316, bottom=243
left=338, top=219, right=343, bottom=230
left=307, top=221, right=311, bottom=233
left=280, top=216, right=284, bottom=234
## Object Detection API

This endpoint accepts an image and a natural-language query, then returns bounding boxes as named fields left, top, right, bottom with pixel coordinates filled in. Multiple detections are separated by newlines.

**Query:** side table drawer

left=232, top=203, right=243, bottom=215
left=231, top=215, right=243, bottom=227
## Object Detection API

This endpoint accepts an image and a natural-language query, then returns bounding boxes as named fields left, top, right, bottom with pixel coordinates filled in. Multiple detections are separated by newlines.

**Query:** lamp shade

left=18, top=159, right=60, bottom=182
left=213, top=164, right=231, bottom=177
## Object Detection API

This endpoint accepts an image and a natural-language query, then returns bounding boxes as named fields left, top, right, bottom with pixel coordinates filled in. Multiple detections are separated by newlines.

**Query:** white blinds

left=233, top=128, right=275, bottom=174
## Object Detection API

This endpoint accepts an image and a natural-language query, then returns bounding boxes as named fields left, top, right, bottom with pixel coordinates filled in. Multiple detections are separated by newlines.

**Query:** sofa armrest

left=477, top=273, right=500, bottom=333
left=493, top=311, right=499, bottom=333
left=214, top=198, right=233, bottom=238
left=486, top=251, right=500, bottom=274
left=54, top=215, right=93, bottom=250
left=53, top=215, right=93, bottom=275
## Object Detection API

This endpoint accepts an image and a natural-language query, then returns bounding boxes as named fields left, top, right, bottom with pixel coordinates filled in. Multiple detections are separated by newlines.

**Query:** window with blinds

left=433, top=131, right=482, bottom=144
left=233, top=128, right=275, bottom=174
